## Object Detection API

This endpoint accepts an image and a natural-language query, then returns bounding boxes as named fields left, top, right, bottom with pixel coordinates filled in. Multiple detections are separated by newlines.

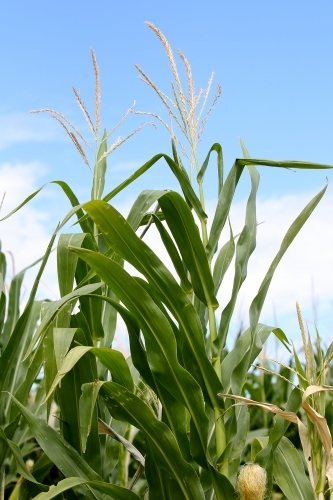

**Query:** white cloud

left=0, top=161, right=58, bottom=301
left=0, top=112, right=62, bottom=150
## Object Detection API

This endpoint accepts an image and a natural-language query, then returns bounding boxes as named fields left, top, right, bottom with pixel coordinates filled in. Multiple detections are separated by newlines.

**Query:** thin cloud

left=0, top=112, right=63, bottom=150
left=0, top=161, right=58, bottom=300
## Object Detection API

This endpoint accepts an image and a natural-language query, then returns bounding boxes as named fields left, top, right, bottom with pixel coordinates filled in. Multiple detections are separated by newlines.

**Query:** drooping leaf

left=67, top=247, right=210, bottom=464
left=197, top=143, right=223, bottom=195
left=9, top=395, right=102, bottom=500
left=23, top=282, right=102, bottom=360
left=80, top=200, right=222, bottom=408
left=158, top=192, right=218, bottom=308
left=217, top=165, right=259, bottom=353
left=102, top=153, right=207, bottom=221
left=0, top=230, right=57, bottom=394
left=46, top=345, right=134, bottom=401
left=31, top=477, right=141, bottom=500
left=99, top=381, right=206, bottom=500
left=151, top=213, right=192, bottom=294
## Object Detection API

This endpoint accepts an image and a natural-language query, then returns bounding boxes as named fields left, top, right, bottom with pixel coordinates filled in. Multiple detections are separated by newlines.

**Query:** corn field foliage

left=2, top=26, right=333, bottom=500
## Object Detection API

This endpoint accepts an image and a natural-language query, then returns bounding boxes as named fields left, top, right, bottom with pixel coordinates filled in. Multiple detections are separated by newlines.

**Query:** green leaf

left=42, top=311, right=58, bottom=418
left=53, top=327, right=77, bottom=370
left=221, top=324, right=273, bottom=395
left=100, top=381, right=205, bottom=500
left=2, top=255, right=44, bottom=347
left=151, top=213, right=192, bottom=294
left=0, top=180, right=93, bottom=234
left=217, top=165, right=260, bottom=353
left=249, top=184, right=327, bottom=336
left=97, top=416, right=145, bottom=466
left=68, top=247, right=210, bottom=464
left=269, top=387, right=302, bottom=448
left=3, top=300, right=42, bottom=421
left=126, top=189, right=166, bottom=230
left=23, top=282, right=102, bottom=360
left=0, top=230, right=56, bottom=394
left=57, top=233, right=88, bottom=297
left=9, top=395, right=102, bottom=499
left=79, top=381, right=104, bottom=454
left=74, top=233, right=104, bottom=341
left=92, top=294, right=158, bottom=393
left=55, top=327, right=101, bottom=475
left=80, top=200, right=222, bottom=408
left=31, top=477, right=141, bottom=500
left=273, top=437, right=314, bottom=500
left=159, top=192, right=218, bottom=308
left=272, top=327, right=291, bottom=353
left=208, top=465, right=236, bottom=500
left=46, top=345, right=133, bottom=400
left=102, top=153, right=207, bottom=221
left=237, top=157, right=333, bottom=170
left=91, top=129, right=107, bottom=200
left=0, top=427, right=47, bottom=489
left=11, top=321, right=44, bottom=421
left=197, top=143, right=223, bottom=195
left=0, top=271, right=6, bottom=334
left=206, top=161, right=245, bottom=261
left=212, top=221, right=235, bottom=294
left=145, top=446, right=169, bottom=500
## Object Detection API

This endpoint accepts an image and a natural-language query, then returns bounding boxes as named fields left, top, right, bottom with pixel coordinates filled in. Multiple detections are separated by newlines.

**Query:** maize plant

left=1, top=22, right=333, bottom=500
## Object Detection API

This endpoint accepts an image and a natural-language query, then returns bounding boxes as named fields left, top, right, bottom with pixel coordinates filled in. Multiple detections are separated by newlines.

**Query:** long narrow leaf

left=99, top=381, right=205, bottom=500
left=102, top=153, right=207, bottom=221
left=249, top=184, right=327, bottom=336
left=159, top=192, right=218, bottom=308
left=80, top=200, right=222, bottom=408
left=217, top=165, right=260, bottom=354
left=68, top=247, right=210, bottom=463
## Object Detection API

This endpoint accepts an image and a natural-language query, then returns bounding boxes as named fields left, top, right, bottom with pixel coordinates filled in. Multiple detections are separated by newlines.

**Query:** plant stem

left=208, top=307, right=227, bottom=475
left=193, top=142, right=227, bottom=475
left=198, top=181, right=208, bottom=247
left=118, top=423, right=131, bottom=487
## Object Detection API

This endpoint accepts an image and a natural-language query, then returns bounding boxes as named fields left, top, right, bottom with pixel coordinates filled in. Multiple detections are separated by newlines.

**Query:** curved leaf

left=0, top=180, right=93, bottom=234
left=217, top=165, right=260, bottom=354
left=158, top=192, right=218, bottom=308
left=46, top=345, right=133, bottom=401
left=274, top=437, right=314, bottom=500
left=212, top=221, right=235, bottom=294
left=9, top=395, right=102, bottom=500
left=100, top=381, right=205, bottom=500
left=102, top=153, right=207, bottom=221
left=197, top=143, right=223, bottom=195
left=68, top=247, right=210, bottom=464
left=126, top=189, right=166, bottom=230
left=151, top=213, right=192, bottom=294
left=23, top=282, right=102, bottom=360
left=249, top=184, right=327, bottom=337
left=31, top=477, right=141, bottom=500
left=80, top=200, right=222, bottom=408
left=0, top=231, right=57, bottom=394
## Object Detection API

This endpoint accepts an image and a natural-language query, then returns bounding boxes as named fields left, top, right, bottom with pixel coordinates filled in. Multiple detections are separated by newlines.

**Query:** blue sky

left=1, top=1, right=333, bottom=351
